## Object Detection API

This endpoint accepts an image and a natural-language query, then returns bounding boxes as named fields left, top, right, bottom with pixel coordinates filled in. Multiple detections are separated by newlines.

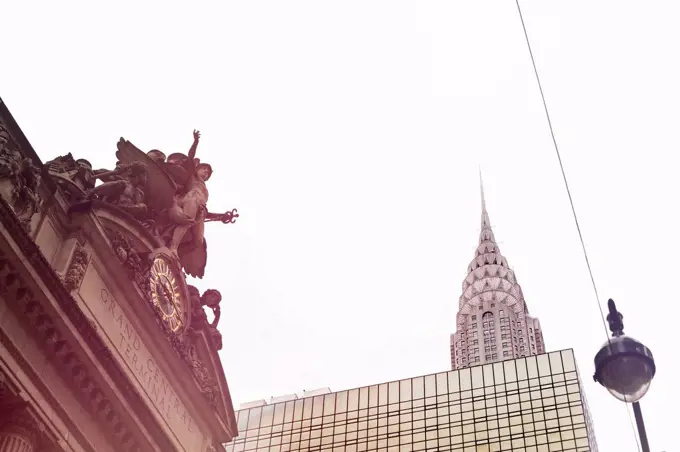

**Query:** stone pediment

left=186, top=285, right=237, bottom=424
left=0, top=115, right=47, bottom=234
left=1, top=98, right=240, bottom=450
left=60, top=189, right=239, bottom=450
left=187, top=317, right=237, bottom=433
left=57, top=164, right=238, bottom=445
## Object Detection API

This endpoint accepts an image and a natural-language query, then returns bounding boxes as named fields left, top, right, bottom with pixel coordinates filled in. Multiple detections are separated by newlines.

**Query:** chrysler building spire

left=450, top=181, right=545, bottom=369
left=480, top=169, right=487, bottom=221
left=479, top=170, right=494, bottom=244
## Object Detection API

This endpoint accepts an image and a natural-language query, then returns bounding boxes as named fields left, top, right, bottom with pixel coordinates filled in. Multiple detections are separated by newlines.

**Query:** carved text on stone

left=78, top=265, right=202, bottom=451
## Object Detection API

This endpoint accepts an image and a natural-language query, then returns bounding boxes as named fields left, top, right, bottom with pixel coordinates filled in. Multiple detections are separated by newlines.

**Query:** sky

left=2, top=1, right=679, bottom=450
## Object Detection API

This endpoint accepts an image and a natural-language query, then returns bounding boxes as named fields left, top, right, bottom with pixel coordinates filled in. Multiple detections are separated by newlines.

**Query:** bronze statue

left=87, top=161, right=149, bottom=218
left=201, top=288, right=223, bottom=350
left=169, top=130, right=212, bottom=251
left=0, top=125, right=24, bottom=181
left=200, top=288, right=222, bottom=329
left=0, top=125, right=43, bottom=231
left=147, top=149, right=166, bottom=164
left=187, top=285, right=223, bottom=350
left=113, top=130, right=237, bottom=278
left=45, top=154, right=97, bottom=196
left=12, top=160, right=42, bottom=231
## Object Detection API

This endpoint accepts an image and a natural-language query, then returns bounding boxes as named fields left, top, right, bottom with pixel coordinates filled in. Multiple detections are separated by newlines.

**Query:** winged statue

left=112, top=130, right=238, bottom=278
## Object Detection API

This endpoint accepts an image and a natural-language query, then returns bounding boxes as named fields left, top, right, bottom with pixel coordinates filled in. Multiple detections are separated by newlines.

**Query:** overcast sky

left=2, top=1, right=679, bottom=450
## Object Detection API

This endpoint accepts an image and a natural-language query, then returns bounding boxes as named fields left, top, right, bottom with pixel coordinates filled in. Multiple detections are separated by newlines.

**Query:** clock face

left=149, top=256, right=184, bottom=332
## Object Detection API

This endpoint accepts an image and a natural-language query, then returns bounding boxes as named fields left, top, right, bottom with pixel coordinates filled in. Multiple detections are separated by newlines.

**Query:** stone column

left=0, top=407, right=40, bottom=452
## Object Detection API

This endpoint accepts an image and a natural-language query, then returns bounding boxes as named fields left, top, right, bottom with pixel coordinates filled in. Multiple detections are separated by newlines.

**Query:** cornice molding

left=0, top=195, right=176, bottom=452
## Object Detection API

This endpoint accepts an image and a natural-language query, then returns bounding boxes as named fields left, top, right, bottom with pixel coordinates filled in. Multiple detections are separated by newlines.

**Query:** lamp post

left=593, top=299, right=655, bottom=452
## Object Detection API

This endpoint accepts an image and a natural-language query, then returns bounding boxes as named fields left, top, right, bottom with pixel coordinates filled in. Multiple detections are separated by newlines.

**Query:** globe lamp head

left=593, top=335, right=655, bottom=403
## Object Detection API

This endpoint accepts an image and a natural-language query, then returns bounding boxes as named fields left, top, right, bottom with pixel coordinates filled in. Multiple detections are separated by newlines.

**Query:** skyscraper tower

left=450, top=180, right=544, bottom=369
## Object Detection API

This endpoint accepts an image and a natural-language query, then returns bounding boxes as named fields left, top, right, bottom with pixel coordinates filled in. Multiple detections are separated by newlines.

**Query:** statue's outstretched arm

left=89, top=179, right=127, bottom=199
left=187, top=130, right=201, bottom=169
left=210, top=306, right=221, bottom=328
left=93, top=169, right=120, bottom=181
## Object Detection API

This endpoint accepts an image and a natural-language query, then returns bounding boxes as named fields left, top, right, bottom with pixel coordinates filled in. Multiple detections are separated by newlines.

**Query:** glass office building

left=225, top=349, right=598, bottom=452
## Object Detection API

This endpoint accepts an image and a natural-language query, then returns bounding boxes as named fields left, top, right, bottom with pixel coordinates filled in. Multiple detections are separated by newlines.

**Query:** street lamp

left=594, top=299, right=656, bottom=452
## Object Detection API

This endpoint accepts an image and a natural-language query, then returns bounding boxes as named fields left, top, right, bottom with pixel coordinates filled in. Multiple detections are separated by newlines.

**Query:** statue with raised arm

left=169, top=130, right=211, bottom=251
left=112, top=131, right=238, bottom=278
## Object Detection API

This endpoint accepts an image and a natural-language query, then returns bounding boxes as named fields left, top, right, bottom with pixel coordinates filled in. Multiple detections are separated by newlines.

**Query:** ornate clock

left=149, top=255, right=185, bottom=332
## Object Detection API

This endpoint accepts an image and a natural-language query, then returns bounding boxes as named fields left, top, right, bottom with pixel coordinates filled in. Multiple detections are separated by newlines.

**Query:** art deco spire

left=479, top=170, right=495, bottom=247
left=450, top=177, right=545, bottom=369
left=480, top=169, right=488, bottom=223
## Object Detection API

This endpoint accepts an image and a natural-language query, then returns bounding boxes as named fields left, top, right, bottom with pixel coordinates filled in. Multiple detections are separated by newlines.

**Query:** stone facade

left=451, top=182, right=545, bottom=369
left=0, top=97, right=238, bottom=451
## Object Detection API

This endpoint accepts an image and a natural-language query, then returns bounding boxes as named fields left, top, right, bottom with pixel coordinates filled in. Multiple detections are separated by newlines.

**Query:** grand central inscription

left=78, top=263, right=203, bottom=452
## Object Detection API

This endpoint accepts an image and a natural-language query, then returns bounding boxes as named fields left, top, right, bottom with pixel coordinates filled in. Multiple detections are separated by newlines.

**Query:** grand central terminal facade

left=0, top=97, right=238, bottom=451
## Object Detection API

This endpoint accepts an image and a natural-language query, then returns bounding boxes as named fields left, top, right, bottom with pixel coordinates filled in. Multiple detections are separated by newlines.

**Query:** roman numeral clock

left=148, top=253, right=191, bottom=334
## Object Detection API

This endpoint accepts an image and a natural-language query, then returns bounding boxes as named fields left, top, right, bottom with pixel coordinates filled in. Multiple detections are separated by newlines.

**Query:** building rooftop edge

left=236, top=349, right=578, bottom=410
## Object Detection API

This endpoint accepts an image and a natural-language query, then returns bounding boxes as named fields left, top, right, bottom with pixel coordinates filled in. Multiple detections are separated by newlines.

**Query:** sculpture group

left=1, top=108, right=236, bottom=448
left=37, top=129, right=234, bottom=346
left=0, top=124, right=42, bottom=231
left=75, top=130, right=238, bottom=278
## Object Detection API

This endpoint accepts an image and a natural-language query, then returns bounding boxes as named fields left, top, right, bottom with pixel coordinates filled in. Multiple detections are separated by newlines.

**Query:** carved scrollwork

left=45, top=153, right=96, bottom=196
left=0, top=122, right=43, bottom=232
left=88, top=162, right=149, bottom=219
left=108, top=230, right=152, bottom=296
left=62, top=243, right=90, bottom=292
left=186, top=345, right=220, bottom=407
left=152, top=289, right=221, bottom=407
left=0, top=242, right=144, bottom=451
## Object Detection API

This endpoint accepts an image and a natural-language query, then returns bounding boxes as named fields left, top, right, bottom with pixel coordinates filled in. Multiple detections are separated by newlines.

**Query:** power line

left=511, top=1, right=642, bottom=451
left=511, top=0, right=609, bottom=341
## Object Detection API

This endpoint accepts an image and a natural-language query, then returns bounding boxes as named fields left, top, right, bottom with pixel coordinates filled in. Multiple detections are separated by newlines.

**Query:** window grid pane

left=225, top=350, right=597, bottom=452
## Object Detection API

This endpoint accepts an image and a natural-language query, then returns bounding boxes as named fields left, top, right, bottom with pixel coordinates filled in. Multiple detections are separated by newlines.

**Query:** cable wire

left=512, top=0, right=609, bottom=343
left=511, top=1, right=642, bottom=450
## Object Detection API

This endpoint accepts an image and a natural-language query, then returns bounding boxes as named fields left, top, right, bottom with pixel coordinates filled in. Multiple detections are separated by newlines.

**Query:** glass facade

left=225, top=350, right=597, bottom=452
